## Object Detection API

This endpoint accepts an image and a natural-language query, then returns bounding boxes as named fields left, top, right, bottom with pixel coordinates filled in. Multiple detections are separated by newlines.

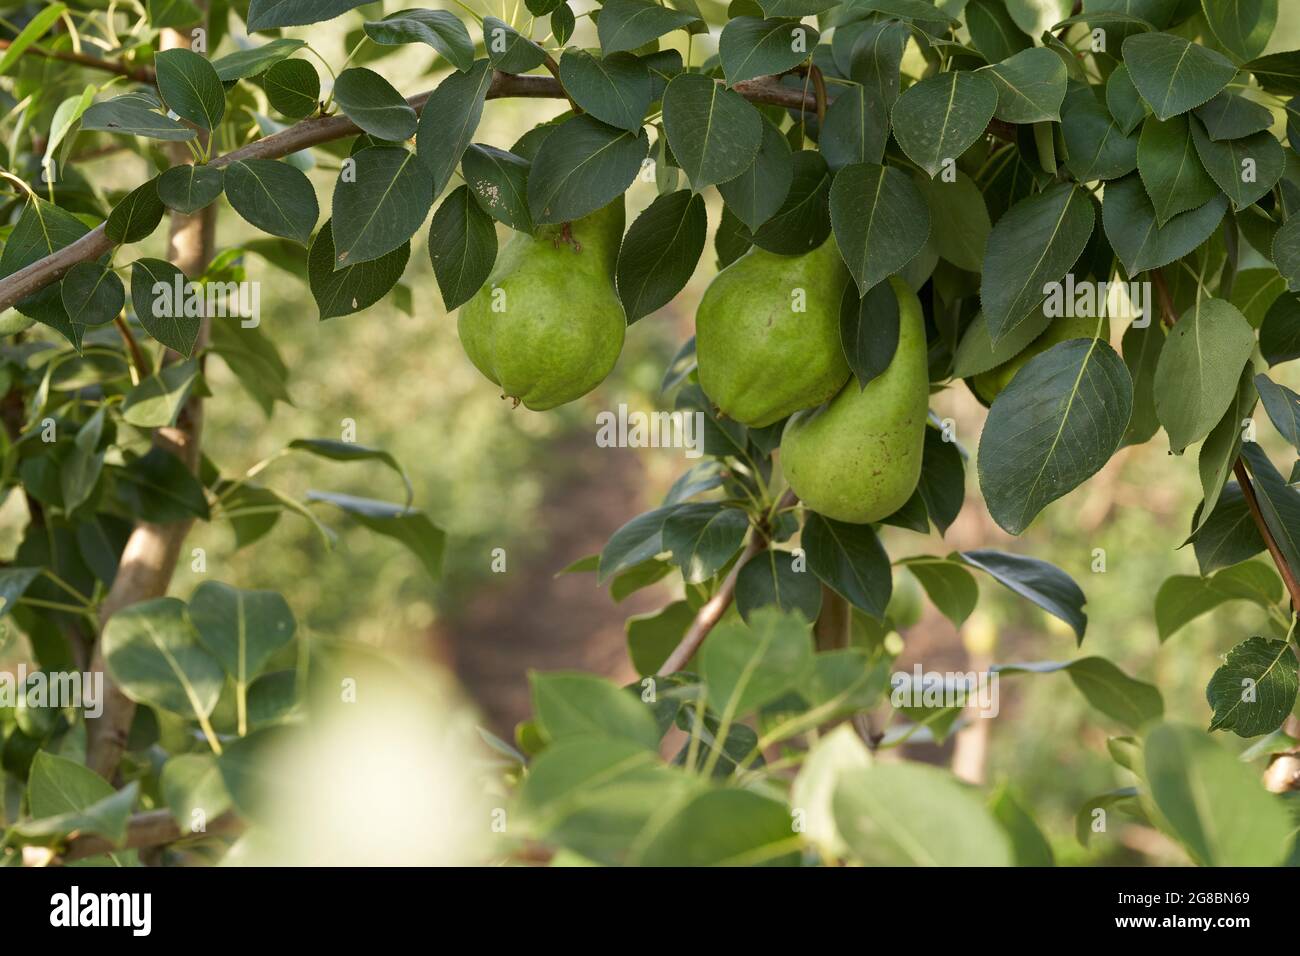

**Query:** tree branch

left=1153, top=268, right=1300, bottom=611
left=59, top=810, right=243, bottom=863
left=0, top=71, right=819, bottom=314
left=0, top=38, right=155, bottom=83
left=658, top=489, right=799, bottom=675
left=84, top=22, right=217, bottom=781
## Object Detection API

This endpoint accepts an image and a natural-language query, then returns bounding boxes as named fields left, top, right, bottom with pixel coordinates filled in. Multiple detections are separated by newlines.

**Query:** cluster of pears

left=696, top=237, right=930, bottom=525
left=458, top=199, right=626, bottom=411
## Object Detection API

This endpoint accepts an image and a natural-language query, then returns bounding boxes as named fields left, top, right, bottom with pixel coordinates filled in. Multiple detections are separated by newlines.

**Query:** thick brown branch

left=0, top=72, right=818, bottom=314
left=658, top=489, right=799, bottom=675
left=0, top=39, right=155, bottom=83
left=59, top=810, right=243, bottom=863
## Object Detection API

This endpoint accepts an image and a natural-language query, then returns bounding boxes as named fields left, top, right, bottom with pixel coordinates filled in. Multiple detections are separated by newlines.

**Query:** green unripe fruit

left=458, top=199, right=626, bottom=411
left=780, top=277, right=928, bottom=525
left=969, top=314, right=1104, bottom=405
left=695, top=236, right=852, bottom=427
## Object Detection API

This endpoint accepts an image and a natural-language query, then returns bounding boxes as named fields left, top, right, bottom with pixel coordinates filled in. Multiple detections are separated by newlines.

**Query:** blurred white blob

left=226, top=652, right=493, bottom=866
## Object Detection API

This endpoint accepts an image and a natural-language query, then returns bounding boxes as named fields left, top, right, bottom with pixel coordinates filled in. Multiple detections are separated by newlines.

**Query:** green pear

left=695, top=236, right=852, bottom=427
left=969, top=314, right=1104, bottom=405
left=458, top=199, right=626, bottom=410
left=779, top=277, right=927, bottom=524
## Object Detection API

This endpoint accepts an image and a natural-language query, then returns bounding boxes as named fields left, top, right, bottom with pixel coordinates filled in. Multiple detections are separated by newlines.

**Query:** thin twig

left=58, top=810, right=243, bottom=863
left=0, top=38, right=155, bottom=83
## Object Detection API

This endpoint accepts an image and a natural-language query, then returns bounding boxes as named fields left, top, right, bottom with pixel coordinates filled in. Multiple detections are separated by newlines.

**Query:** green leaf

left=482, top=16, right=547, bottom=73
left=0, top=196, right=89, bottom=344
left=530, top=672, right=659, bottom=749
left=637, top=788, right=801, bottom=866
left=735, top=548, right=823, bottom=622
left=1201, top=0, right=1276, bottom=64
left=332, top=68, right=417, bottom=141
left=625, top=600, right=692, bottom=675
left=749, top=150, right=831, bottom=254
left=115, top=447, right=209, bottom=522
left=1136, top=115, right=1220, bottom=226
left=1239, top=442, right=1300, bottom=580
left=364, top=9, right=475, bottom=72
left=914, top=170, right=990, bottom=273
left=1192, top=482, right=1266, bottom=575
left=211, top=38, right=306, bottom=81
left=662, top=502, right=749, bottom=583
left=833, top=763, right=1012, bottom=866
left=597, top=0, right=701, bottom=54
left=817, top=84, right=888, bottom=171
left=307, top=220, right=409, bottom=320
left=102, top=597, right=225, bottom=720
left=306, top=490, right=444, bottom=579
left=1206, top=636, right=1298, bottom=737
left=552, top=4, right=576, bottom=44
left=989, top=784, right=1055, bottom=866
left=898, top=557, right=978, bottom=627
left=981, top=183, right=1094, bottom=343
left=27, top=751, right=113, bottom=820
left=1143, top=721, right=1293, bottom=865
left=1273, top=215, right=1300, bottom=292
left=1122, top=33, right=1236, bottom=121
left=1190, top=120, right=1283, bottom=212
left=122, top=358, right=199, bottom=428
left=1060, top=85, right=1139, bottom=181
left=1194, top=366, right=1257, bottom=534
left=427, top=185, right=497, bottom=311
left=615, top=189, right=706, bottom=323
left=718, top=17, right=818, bottom=86
left=662, top=72, right=763, bottom=191
left=82, top=92, right=195, bottom=141
left=558, top=49, right=651, bottom=132
left=0, top=3, right=67, bottom=76
left=288, top=438, right=411, bottom=503
left=717, top=118, right=792, bottom=229
left=247, top=0, right=370, bottom=30
left=829, top=163, right=930, bottom=294
left=995, top=658, right=1164, bottom=729
left=791, top=725, right=872, bottom=860
left=155, top=48, right=225, bottom=130
left=130, top=258, right=200, bottom=355
left=264, top=58, right=320, bottom=119
left=1106, top=64, right=1148, bottom=136
left=16, top=781, right=138, bottom=847
left=1194, top=90, right=1274, bottom=141
left=331, top=146, right=432, bottom=266
left=189, top=581, right=296, bottom=685
left=598, top=507, right=676, bottom=582
left=1260, top=288, right=1300, bottom=361
left=1244, top=50, right=1300, bottom=95
left=840, top=279, right=900, bottom=389
left=1257, top=372, right=1300, bottom=452
left=61, top=407, right=105, bottom=513
left=978, top=337, right=1131, bottom=534
left=1103, top=172, right=1228, bottom=275
left=209, top=318, right=292, bottom=416
left=982, top=47, right=1067, bottom=123
left=917, top=427, right=966, bottom=534
left=462, top=144, right=533, bottom=232
left=527, top=114, right=649, bottom=223
left=106, top=177, right=165, bottom=244
left=1152, top=297, right=1255, bottom=453
left=223, top=159, right=318, bottom=244
left=160, top=753, right=231, bottom=827
left=959, top=549, right=1087, bottom=642
left=0, top=567, right=39, bottom=618
left=157, top=164, right=224, bottom=215
left=61, top=262, right=124, bottom=327
left=700, top=607, right=813, bottom=717
left=892, top=70, right=998, bottom=179
left=802, top=513, right=892, bottom=618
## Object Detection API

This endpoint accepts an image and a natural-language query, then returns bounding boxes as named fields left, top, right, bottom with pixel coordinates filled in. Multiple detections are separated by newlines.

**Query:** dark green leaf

left=428, top=185, right=497, bottom=311
left=829, top=163, right=930, bottom=294
left=1206, top=636, right=1298, bottom=737
left=307, top=491, right=444, bottom=579
left=364, top=9, right=475, bottom=72
left=224, top=158, right=318, bottom=244
left=1060, top=85, right=1139, bottom=181
left=1103, top=172, right=1228, bottom=275
left=995, top=657, right=1163, bottom=729
left=1194, top=90, right=1274, bottom=141
left=735, top=548, right=823, bottom=622
left=190, top=581, right=296, bottom=685
left=82, top=92, right=195, bottom=141
left=662, top=502, right=749, bottom=583
left=211, top=38, right=306, bottom=81
left=597, top=0, right=701, bottom=54
left=802, top=512, right=891, bottom=618
left=156, top=48, right=225, bottom=130
left=1122, top=33, right=1236, bottom=121
left=462, top=144, right=532, bottom=232
left=1190, top=119, right=1284, bottom=211
left=959, top=548, right=1087, bottom=642
left=332, top=67, right=417, bottom=141
left=106, top=178, right=164, bottom=244
left=331, top=146, right=432, bottom=265
left=749, top=149, right=831, bottom=254
left=157, top=164, right=224, bottom=214
left=247, top=0, right=369, bottom=30
left=102, top=597, right=224, bottom=719
left=122, top=358, right=199, bottom=428
left=840, top=279, right=899, bottom=390
left=61, top=262, right=123, bottom=327
left=264, top=58, right=320, bottom=119
left=616, top=190, right=706, bottom=322
left=719, top=17, right=818, bottom=86
left=1136, top=115, right=1220, bottom=225
left=130, top=257, right=200, bottom=355
left=662, top=72, right=763, bottom=190
left=718, top=118, right=792, bottom=229
left=892, top=71, right=998, bottom=178
left=558, top=49, right=651, bottom=132
left=1201, top=0, right=1276, bottom=64
left=982, top=47, right=1067, bottom=123
left=527, top=114, right=649, bottom=224
left=307, top=220, right=409, bottom=320
left=417, top=59, right=494, bottom=196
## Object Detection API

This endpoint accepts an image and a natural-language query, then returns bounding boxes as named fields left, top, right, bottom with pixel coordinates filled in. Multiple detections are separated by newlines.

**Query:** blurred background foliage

left=5, top=0, right=1300, bottom=866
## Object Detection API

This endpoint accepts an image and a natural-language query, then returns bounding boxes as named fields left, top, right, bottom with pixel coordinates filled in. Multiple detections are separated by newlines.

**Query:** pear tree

left=0, top=0, right=1298, bottom=868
